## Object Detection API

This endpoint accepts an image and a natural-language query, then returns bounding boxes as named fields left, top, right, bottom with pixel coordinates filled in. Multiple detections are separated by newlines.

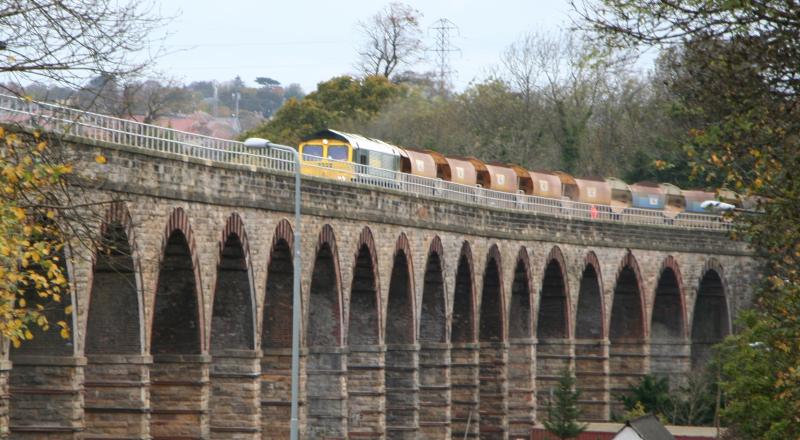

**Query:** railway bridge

left=0, top=97, right=757, bottom=440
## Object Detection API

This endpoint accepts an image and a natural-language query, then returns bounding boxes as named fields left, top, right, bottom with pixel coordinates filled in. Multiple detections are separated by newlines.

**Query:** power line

left=429, top=18, right=460, bottom=95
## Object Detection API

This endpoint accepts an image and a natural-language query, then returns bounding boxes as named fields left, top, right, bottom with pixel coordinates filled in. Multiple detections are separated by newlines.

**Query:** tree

left=576, top=1, right=800, bottom=437
left=0, top=0, right=169, bottom=93
left=0, top=128, right=72, bottom=347
left=0, top=0, right=164, bottom=349
left=255, top=77, right=281, bottom=88
left=544, top=369, right=587, bottom=440
left=357, top=2, right=424, bottom=78
left=242, top=75, right=405, bottom=145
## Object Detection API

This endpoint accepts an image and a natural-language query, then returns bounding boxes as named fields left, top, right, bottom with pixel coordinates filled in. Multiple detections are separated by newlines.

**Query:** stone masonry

left=0, top=131, right=759, bottom=439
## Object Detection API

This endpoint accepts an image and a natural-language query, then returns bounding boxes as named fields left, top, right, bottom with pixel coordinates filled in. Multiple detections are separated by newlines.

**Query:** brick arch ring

left=659, top=255, right=688, bottom=338
left=613, top=250, right=648, bottom=338
left=154, top=207, right=206, bottom=352
left=542, top=245, right=572, bottom=338
left=315, top=224, right=345, bottom=347
left=582, top=250, right=607, bottom=339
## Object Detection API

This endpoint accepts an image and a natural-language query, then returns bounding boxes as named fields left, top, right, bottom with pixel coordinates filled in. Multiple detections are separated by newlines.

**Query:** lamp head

left=244, top=137, right=270, bottom=148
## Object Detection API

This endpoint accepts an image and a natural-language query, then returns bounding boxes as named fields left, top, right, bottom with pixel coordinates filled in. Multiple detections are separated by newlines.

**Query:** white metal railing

left=0, top=93, right=732, bottom=231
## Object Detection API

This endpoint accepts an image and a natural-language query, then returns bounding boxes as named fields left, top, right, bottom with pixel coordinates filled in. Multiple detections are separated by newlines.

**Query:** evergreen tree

left=544, top=369, right=588, bottom=440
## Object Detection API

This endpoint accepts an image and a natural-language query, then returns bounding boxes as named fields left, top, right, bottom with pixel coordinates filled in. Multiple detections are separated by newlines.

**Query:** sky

left=154, top=0, right=578, bottom=93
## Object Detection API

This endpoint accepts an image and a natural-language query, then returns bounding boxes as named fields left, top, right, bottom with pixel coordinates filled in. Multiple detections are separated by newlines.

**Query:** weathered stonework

left=0, top=131, right=759, bottom=439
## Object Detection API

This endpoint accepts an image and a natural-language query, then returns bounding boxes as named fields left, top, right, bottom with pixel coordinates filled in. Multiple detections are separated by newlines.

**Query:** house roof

left=621, top=414, right=675, bottom=440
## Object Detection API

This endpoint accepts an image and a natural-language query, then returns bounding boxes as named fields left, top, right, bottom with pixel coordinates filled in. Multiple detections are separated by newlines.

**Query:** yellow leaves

left=0, top=131, right=72, bottom=347
left=94, top=154, right=107, bottom=164
left=64, top=305, right=73, bottom=315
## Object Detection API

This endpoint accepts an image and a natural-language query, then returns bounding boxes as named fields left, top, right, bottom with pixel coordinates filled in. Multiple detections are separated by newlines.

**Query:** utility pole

left=429, top=18, right=460, bottom=95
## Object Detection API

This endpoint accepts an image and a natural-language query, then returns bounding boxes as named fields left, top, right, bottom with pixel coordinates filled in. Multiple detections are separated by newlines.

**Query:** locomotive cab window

left=327, top=145, right=349, bottom=161
left=301, top=144, right=323, bottom=161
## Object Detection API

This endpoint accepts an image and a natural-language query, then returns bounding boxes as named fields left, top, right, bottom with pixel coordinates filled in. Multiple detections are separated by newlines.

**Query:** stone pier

left=306, top=347, right=347, bottom=439
left=385, top=343, right=419, bottom=439
left=574, top=339, right=609, bottom=421
left=260, top=348, right=296, bottom=439
left=149, top=354, right=210, bottom=439
left=450, top=342, right=480, bottom=438
left=347, top=345, right=386, bottom=439
left=479, top=341, right=509, bottom=439
left=535, top=338, right=572, bottom=420
left=507, top=338, right=535, bottom=438
left=9, top=355, right=85, bottom=439
left=210, top=350, right=261, bottom=439
left=418, top=342, right=451, bottom=438
left=608, top=341, right=649, bottom=417
left=84, top=354, right=151, bottom=439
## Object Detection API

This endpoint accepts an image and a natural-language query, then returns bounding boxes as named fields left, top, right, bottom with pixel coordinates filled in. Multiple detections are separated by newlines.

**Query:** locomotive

left=294, top=128, right=741, bottom=219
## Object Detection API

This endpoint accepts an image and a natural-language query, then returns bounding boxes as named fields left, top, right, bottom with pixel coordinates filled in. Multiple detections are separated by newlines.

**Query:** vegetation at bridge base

left=0, top=127, right=72, bottom=348
left=616, top=374, right=718, bottom=426
left=544, top=369, right=587, bottom=440
left=577, top=0, right=800, bottom=437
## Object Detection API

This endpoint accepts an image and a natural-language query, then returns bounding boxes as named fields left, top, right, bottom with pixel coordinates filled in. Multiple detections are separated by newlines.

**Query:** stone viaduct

left=0, top=133, right=757, bottom=440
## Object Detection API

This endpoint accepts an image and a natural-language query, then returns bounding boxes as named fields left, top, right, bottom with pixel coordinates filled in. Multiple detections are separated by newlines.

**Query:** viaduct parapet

left=0, top=129, right=757, bottom=440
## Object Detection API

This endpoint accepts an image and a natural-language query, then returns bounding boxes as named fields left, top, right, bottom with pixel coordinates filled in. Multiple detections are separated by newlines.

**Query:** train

left=292, top=128, right=744, bottom=219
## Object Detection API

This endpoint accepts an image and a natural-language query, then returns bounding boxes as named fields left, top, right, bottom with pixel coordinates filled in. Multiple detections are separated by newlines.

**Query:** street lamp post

left=244, top=137, right=302, bottom=440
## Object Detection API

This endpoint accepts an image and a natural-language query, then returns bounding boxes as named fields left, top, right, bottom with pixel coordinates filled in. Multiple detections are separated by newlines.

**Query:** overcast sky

left=155, top=0, right=578, bottom=92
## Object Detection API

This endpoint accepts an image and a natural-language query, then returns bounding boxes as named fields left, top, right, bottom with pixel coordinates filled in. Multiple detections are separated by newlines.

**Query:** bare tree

left=501, top=30, right=630, bottom=172
left=0, top=0, right=170, bottom=95
left=357, top=2, right=425, bottom=78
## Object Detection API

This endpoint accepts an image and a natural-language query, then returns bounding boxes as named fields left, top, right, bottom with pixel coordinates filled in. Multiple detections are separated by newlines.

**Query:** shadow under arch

left=691, top=259, right=730, bottom=370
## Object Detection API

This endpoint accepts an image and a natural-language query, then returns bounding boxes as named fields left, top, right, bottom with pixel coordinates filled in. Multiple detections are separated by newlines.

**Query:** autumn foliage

left=0, top=127, right=72, bottom=348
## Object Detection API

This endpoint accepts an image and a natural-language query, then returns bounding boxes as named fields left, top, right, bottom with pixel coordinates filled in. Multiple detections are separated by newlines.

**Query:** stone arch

left=575, top=251, right=605, bottom=340
left=535, top=246, right=572, bottom=420
left=651, top=256, right=687, bottom=340
left=573, top=251, right=607, bottom=421
left=509, top=247, right=533, bottom=339
left=307, top=223, right=344, bottom=348
left=261, top=219, right=296, bottom=437
left=306, top=224, right=347, bottom=438
left=151, top=207, right=204, bottom=354
left=608, top=250, right=648, bottom=416
left=209, top=214, right=260, bottom=435
left=478, top=244, right=508, bottom=437
left=263, top=219, right=295, bottom=349
left=537, top=246, right=570, bottom=339
left=650, top=256, right=690, bottom=384
left=210, top=213, right=256, bottom=352
left=691, top=259, right=730, bottom=369
left=386, top=232, right=416, bottom=344
left=348, top=226, right=381, bottom=345
left=84, top=202, right=144, bottom=354
left=452, top=241, right=477, bottom=343
left=417, top=236, right=450, bottom=437
left=450, top=240, right=478, bottom=438
left=149, top=207, right=206, bottom=439
left=479, top=244, right=506, bottom=342
left=385, top=232, right=418, bottom=436
left=609, top=251, right=646, bottom=341
left=419, top=235, right=447, bottom=343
